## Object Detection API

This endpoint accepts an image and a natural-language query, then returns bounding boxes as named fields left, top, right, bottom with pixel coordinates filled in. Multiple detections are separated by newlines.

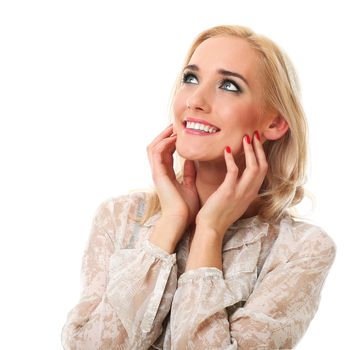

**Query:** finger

left=148, top=134, right=176, bottom=164
left=243, top=134, right=258, bottom=170
left=252, top=130, right=268, bottom=172
left=220, top=146, right=239, bottom=191
left=150, top=135, right=177, bottom=180
left=183, top=160, right=196, bottom=187
left=146, top=123, right=174, bottom=163
left=147, top=123, right=174, bottom=150
left=147, top=129, right=176, bottom=163
left=237, top=134, right=259, bottom=184
left=239, top=133, right=267, bottom=192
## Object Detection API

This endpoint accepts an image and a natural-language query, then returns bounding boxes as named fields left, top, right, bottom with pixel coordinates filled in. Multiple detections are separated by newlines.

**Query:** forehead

left=189, top=36, right=259, bottom=81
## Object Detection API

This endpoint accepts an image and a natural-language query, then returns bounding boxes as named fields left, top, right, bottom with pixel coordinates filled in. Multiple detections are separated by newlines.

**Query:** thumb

left=183, top=160, right=197, bottom=187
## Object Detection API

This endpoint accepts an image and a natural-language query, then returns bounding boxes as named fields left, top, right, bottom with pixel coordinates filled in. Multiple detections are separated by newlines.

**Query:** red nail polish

left=245, top=135, right=251, bottom=144
left=254, top=130, right=260, bottom=141
left=225, top=146, right=231, bottom=153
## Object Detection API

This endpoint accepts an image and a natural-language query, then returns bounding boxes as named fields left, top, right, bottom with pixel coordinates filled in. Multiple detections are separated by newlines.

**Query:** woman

left=61, top=25, right=336, bottom=349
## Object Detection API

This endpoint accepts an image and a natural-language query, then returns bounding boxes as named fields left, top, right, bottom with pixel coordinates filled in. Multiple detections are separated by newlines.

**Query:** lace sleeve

left=170, top=227, right=336, bottom=349
left=61, top=195, right=178, bottom=350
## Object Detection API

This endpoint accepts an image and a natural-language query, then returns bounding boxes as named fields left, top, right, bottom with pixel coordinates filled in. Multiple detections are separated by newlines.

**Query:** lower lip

left=182, top=124, right=220, bottom=136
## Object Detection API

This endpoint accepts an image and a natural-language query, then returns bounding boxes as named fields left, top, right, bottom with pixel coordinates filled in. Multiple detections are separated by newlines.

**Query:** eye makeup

left=181, top=70, right=242, bottom=93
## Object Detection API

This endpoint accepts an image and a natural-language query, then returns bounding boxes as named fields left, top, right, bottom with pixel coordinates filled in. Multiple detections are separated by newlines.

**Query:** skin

left=172, top=35, right=289, bottom=228
left=147, top=35, right=290, bottom=251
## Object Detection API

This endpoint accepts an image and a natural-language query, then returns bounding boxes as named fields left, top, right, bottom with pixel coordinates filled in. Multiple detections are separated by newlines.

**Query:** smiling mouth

left=182, top=120, right=221, bottom=134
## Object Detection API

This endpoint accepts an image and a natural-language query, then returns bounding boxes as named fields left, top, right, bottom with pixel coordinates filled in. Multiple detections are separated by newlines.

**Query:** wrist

left=160, top=214, right=188, bottom=230
left=195, top=221, right=223, bottom=239
left=149, top=216, right=187, bottom=254
left=185, top=226, right=223, bottom=271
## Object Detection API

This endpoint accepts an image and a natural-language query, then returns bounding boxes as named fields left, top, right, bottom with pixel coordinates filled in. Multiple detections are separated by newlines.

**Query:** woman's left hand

left=195, top=131, right=268, bottom=237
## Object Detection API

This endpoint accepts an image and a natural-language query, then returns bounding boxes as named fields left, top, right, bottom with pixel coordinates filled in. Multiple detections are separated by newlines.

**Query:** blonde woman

left=61, top=25, right=336, bottom=349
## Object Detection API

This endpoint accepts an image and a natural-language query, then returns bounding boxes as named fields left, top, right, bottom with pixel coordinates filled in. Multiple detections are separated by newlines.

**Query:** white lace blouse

left=61, top=191, right=336, bottom=349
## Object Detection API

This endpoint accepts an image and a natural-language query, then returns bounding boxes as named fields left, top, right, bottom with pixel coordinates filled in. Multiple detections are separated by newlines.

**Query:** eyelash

left=181, top=71, right=242, bottom=93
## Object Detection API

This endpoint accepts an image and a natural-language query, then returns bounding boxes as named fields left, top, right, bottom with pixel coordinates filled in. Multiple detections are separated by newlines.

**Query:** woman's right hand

left=147, top=123, right=200, bottom=233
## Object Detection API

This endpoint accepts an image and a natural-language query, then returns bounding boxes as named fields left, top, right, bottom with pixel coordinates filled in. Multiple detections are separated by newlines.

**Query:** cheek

left=219, top=100, right=260, bottom=128
left=172, top=92, right=187, bottom=132
left=172, top=96, right=182, bottom=117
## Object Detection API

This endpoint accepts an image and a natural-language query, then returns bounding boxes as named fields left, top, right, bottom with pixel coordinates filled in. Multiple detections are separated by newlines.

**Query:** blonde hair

left=130, top=24, right=314, bottom=225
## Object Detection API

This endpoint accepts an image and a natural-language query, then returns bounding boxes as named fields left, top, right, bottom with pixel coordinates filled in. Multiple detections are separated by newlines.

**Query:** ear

left=262, top=114, right=289, bottom=141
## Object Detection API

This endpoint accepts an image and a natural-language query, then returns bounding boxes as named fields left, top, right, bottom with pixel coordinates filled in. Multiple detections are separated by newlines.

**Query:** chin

left=176, top=147, right=199, bottom=160
left=175, top=144, right=221, bottom=162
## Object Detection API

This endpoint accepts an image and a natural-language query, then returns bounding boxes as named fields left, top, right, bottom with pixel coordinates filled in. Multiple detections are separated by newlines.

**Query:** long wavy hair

left=130, top=24, right=314, bottom=225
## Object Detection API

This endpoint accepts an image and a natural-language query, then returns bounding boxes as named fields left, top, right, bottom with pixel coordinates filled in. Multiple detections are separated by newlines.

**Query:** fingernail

left=254, top=130, right=260, bottom=141
left=225, top=146, right=231, bottom=153
left=245, top=135, right=251, bottom=144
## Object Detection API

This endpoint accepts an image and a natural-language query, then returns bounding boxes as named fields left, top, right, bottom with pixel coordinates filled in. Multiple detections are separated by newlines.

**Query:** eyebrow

left=183, top=64, right=249, bottom=87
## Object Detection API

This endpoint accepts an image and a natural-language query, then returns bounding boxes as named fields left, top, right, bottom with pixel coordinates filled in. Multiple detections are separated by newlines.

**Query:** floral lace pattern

left=61, top=191, right=336, bottom=349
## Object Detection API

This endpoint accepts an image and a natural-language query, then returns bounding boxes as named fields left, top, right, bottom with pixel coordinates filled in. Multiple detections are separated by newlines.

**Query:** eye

left=181, top=71, right=241, bottom=93
left=182, top=72, right=198, bottom=84
left=220, top=79, right=241, bottom=92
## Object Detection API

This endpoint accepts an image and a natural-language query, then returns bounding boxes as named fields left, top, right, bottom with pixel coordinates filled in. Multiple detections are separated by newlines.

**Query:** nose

left=185, top=84, right=212, bottom=113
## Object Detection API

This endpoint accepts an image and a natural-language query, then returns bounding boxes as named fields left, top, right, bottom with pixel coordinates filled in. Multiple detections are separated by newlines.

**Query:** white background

left=0, top=0, right=348, bottom=349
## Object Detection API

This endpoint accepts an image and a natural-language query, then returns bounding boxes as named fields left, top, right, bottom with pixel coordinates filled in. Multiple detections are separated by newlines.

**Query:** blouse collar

left=143, top=211, right=290, bottom=250
left=223, top=215, right=270, bottom=250
left=144, top=211, right=264, bottom=228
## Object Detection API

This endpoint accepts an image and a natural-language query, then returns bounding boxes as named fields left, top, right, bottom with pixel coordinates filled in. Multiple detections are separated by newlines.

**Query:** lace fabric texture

left=61, top=191, right=336, bottom=350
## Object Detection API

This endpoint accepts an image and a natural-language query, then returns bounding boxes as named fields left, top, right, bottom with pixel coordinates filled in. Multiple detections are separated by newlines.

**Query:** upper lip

left=184, top=117, right=220, bottom=130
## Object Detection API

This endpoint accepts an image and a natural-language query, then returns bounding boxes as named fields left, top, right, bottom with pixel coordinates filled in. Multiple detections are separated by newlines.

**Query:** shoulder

left=92, top=190, right=150, bottom=229
left=280, top=217, right=336, bottom=263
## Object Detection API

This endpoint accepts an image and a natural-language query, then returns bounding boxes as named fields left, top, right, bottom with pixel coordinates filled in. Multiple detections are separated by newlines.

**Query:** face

left=173, top=35, right=266, bottom=163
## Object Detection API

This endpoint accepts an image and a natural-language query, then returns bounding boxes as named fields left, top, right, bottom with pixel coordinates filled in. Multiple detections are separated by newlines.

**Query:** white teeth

left=185, top=121, right=218, bottom=133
